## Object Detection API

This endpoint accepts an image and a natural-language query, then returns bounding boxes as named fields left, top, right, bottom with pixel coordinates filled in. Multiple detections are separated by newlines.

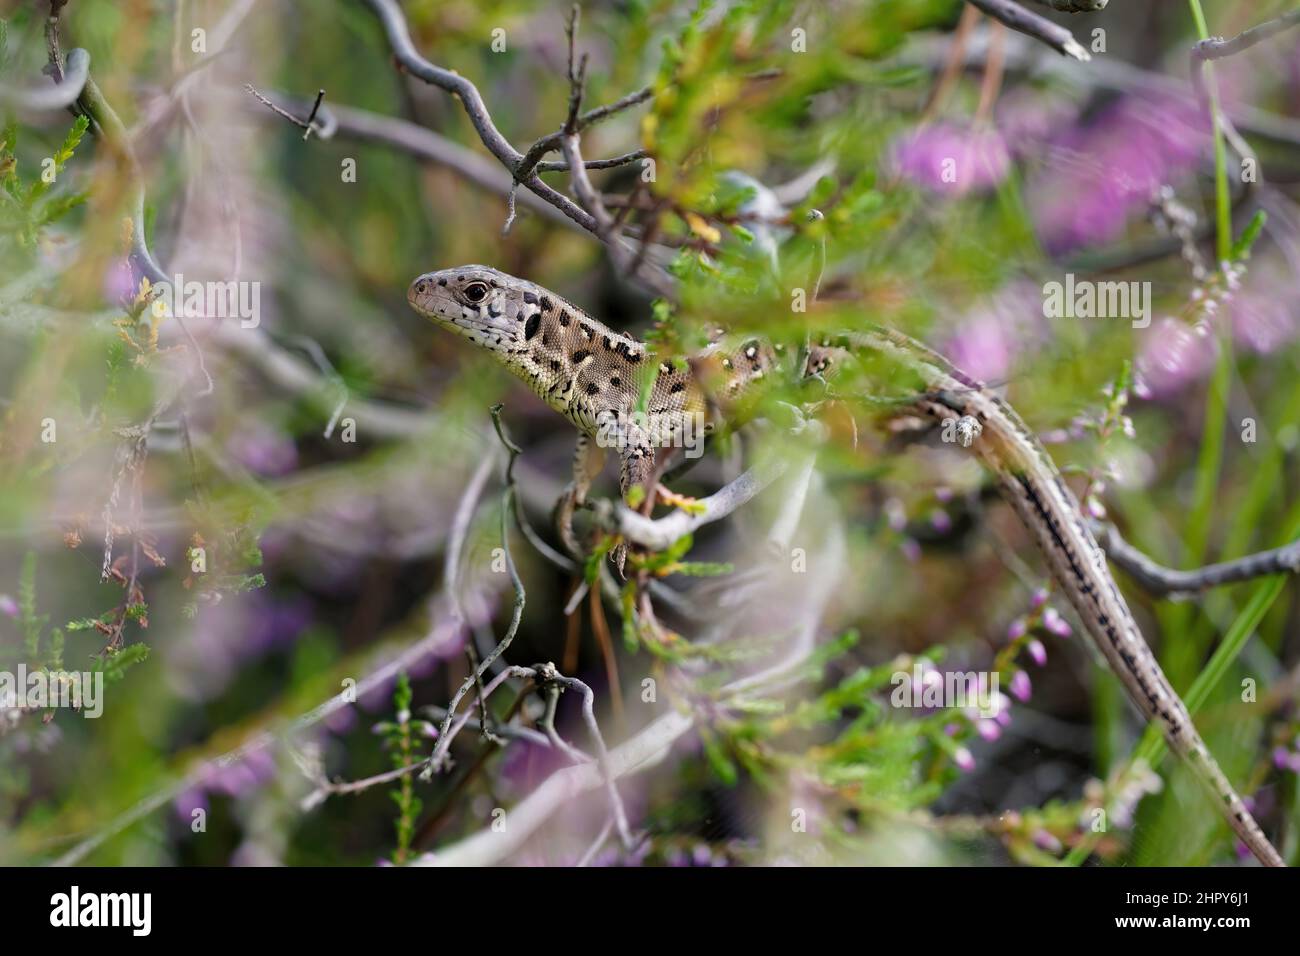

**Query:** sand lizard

left=408, top=264, right=1285, bottom=867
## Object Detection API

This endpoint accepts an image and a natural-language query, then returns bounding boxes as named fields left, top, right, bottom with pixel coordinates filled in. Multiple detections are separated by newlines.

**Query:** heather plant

left=0, top=0, right=1298, bottom=870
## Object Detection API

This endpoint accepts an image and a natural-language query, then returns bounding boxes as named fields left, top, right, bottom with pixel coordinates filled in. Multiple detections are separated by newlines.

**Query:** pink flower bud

left=1032, top=829, right=1063, bottom=853
left=1027, top=639, right=1047, bottom=667
left=1010, top=670, right=1032, bottom=702
left=954, top=746, right=975, bottom=772
left=1043, top=607, right=1072, bottom=637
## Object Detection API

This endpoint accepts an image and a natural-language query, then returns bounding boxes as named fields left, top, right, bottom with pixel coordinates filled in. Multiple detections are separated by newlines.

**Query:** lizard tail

left=1170, top=718, right=1286, bottom=867
left=849, top=324, right=1286, bottom=866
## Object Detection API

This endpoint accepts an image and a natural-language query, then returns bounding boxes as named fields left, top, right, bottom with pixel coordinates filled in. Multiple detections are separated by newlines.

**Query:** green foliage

left=1230, top=209, right=1267, bottom=261
left=91, top=642, right=150, bottom=683
left=18, top=551, right=46, bottom=661
left=383, top=673, right=423, bottom=864
left=0, top=114, right=89, bottom=247
left=2, top=0, right=1295, bottom=870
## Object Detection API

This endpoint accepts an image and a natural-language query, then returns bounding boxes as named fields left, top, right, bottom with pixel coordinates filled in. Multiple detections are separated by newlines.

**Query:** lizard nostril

left=415, top=280, right=428, bottom=295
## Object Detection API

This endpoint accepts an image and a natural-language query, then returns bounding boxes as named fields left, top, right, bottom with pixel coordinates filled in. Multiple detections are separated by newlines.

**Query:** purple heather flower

left=943, top=283, right=1046, bottom=386
left=890, top=123, right=1010, bottom=196
left=227, top=422, right=299, bottom=478
left=1135, top=318, right=1218, bottom=399
left=173, top=786, right=209, bottom=823
left=1032, top=829, right=1063, bottom=854
left=976, top=718, right=1002, bottom=742
left=498, top=739, right=569, bottom=796
left=0, top=594, right=17, bottom=618
left=1273, top=747, right=1300, bottom=773
left=910, top=664, right=942, bottom=700
left=245, top=594, right=312, bottom=656
left=1043, top=606, right=1072, bottom=638
left=207, top=747, right=277, bottom=798
left=103, top=259, right=138, bottom=305
left=1230, top=292, right=1298, bottom=355
left=945, top=314, right=1014, bottom=384
left=993, top=693, right=1013, bottom=727
left=1010, top=670, right=1032, bottom=703
left=1031, top=588, right=1049, bottom=609
left=900, top=537, right=922, bottom=563
left=1026, top=639, right=1048, bottom=667
left=323, top=705, right=357, bottom=736
left=953, top=746, right=975, bottom=772
left=1007, top=618, right=1028, bottom=641
left=1030, top=94, right=1204, bottom=255
left=995, top=91, right=1075, bottom=147
left=929, top=509, right=953, bottom=534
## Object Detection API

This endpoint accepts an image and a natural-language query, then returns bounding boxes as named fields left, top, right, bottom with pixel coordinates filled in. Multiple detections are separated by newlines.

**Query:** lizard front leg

left=555, top=431, right=607, bottom=561
left=614, top=422, right=657, bottom=576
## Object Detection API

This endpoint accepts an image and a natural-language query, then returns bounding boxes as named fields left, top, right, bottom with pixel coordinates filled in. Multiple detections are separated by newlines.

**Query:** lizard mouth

left=410, top=297, right=514, bottom=339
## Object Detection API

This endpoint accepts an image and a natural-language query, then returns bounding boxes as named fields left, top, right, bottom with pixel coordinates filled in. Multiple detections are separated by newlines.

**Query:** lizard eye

left=463, top=282, right=489, bottom=303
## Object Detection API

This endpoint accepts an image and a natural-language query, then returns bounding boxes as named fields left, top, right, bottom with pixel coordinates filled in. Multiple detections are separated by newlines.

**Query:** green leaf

left=701, top=729, right=738, bottom=785
left=35, top=190, right=88, bottom=228
left=1230, top=209, right=1267, bottom=261
left=18, top=552, right=46, bottom=661
left=672, top=560, right=734, bottom=577
left=92, top=643, right=150, bottom=682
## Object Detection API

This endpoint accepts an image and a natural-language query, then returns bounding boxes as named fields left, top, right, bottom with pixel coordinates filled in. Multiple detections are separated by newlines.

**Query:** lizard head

left=407, top=265, right=534, bottom=350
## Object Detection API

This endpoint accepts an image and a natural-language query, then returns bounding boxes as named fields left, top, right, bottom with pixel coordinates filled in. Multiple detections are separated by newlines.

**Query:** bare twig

left=445, top=452, right=501, bottom=738
left=1100, top=524, right=1300, bottom=598
left=1192, top=9, right=1300, bottom=63
left=209, top=324, right=433, bottom=438
left=358, top=0, right=669, bottom=293
left=50, top=617, right=466, bottom=865
left=361, top=0, right=599, bottom=234
left=246, top=93, right=582, bottom=233
left=562, top=133, right=676, bottom=299
left=576, top=817, right=615, bottom=866
left=563, top=4, right=588, bottom=134
left=1026, top=0, right=1108, bottom=11
left=425, top=409, right=528, bottom=775
left=419, top=704, right=552, bottom=748
left=536, top=148, right=649, bottom=173
left=0, top=47, right=90, bottom=111
left=1189, top=10, right=1300, bottom=174
left=244, top=84, right=335, bottom=139
left=965, top=0, right=1091, bottom=61
left=301, top=760, right=426, bottom=811
left=415, top=455, right=845, bottom=866
left=512, top=85, right=653, bottom=185
left=532, top=662, right=633, bottom=848
left=592, top=461, right=790, bottom=551
left=413, top=710, right=693, bottom=867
